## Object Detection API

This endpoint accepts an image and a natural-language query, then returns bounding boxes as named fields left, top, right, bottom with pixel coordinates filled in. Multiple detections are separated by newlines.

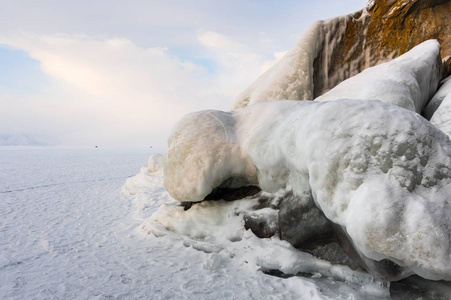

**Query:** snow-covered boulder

left=428, top=76, right=451, bottom=137
left=164, top=99, right=451, bottom=281
left=315, top=40, right=442, bottom=113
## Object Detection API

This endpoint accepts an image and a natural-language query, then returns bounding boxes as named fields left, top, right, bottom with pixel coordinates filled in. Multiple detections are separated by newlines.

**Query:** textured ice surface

left=429, top=76, right=451, bottom=137
left=315, top=40, right=441, bottom=113
left=164, top=99, right=451, bottom=281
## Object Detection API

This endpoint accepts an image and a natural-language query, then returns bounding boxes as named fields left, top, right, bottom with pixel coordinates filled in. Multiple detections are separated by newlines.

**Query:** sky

left=0, top=0, right=368, bottom=149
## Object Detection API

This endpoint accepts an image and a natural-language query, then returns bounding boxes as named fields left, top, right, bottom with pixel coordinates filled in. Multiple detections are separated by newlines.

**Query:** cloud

left=197, top=31, right=286, bottom=96
left=0, top=33, right=286, bottom=148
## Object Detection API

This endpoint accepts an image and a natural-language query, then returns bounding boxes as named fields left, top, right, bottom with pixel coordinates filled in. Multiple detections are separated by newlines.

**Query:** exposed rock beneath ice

left=315, top=40, right=442, bottom=113
left=243, top=208, right=279, bottom=239
left=232, top=0, right=451, bottom=109
left=278, top=192, right=335, bottom=252
left=164, top=99, right=451, bottom=281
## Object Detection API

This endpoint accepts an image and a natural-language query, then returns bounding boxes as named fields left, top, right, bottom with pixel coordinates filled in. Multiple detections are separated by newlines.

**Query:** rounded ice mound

left=164, top=110, right=258, bottom=202
left=424, top=76, right=451, bottom=120
left=164, top=99, right=451, bottom=281
left=315, top=40, right=442, bottom=114
left=148, top=154, right=164, bottom=173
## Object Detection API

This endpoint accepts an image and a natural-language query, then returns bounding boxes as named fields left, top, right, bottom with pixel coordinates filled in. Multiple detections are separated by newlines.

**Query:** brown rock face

left=313, top=0, right=451, bottom=97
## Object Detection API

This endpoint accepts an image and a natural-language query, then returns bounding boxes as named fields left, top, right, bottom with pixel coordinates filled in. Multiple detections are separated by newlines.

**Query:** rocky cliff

left=232, top=0, right=451, bottom=109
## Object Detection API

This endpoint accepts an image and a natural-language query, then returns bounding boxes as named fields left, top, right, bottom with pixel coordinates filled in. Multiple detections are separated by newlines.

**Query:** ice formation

left=232, top=0, right=451, bottom=110
left=428, top=76, right=451, bottom=137
left=164, top=99, right=451, bottom=281
left=315, top=40, right=442, bottom=113
left=163, top=110, right=258, bottom=202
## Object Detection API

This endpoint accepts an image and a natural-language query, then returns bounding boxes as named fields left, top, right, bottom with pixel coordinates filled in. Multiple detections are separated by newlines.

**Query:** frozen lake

left=1, top=147, right=450, bottom=299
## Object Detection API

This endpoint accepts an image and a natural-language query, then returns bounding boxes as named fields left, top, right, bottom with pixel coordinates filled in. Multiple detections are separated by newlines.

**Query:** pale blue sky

left=0, top=0, right=367, bottom=148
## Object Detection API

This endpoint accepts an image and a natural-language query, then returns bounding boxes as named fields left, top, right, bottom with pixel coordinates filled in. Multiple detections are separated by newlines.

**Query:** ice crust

left=315, top=40, right=442, bottom=113
left=429, top=76, right=451, bottom=137
left=164, top=99, right=451, bottom=281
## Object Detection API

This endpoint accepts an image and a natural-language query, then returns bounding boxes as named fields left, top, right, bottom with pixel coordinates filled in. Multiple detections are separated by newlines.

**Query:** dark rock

left=278, top=193, right=337, bottom=251
left=203, top=185, right=261, bottom=201
left=203, top=177, right=261, bottom=201
left=310, top=243, right=364, bottom=272
left=243, top=209, right=279, bottom=238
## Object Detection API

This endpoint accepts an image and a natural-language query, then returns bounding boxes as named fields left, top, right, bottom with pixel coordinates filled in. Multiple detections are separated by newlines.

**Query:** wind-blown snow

left=164, top=99, right=451, bottom=281
left=315, top=40, right=442, bottom=113
left=429, top=76, right=451, bottom=137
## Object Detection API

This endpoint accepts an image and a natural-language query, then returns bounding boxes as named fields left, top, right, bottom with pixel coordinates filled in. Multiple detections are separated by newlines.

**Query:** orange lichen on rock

left=313, top=0, right=451, bottom=97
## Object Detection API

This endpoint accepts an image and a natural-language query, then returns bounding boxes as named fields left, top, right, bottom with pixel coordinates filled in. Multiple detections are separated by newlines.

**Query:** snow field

left=0, top=147, right=335, bottom=299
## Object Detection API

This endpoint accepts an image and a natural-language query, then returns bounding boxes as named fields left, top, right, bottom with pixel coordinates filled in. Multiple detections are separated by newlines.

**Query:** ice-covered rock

left=232, top=0, right=451, bottom=109
left=315, top=40, right=442, bottom=113
left=428, top=76, right=451, bottom=137
left=163, top=110, right=258, bottom=202
left=164, top=99, right=451, bottom=281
